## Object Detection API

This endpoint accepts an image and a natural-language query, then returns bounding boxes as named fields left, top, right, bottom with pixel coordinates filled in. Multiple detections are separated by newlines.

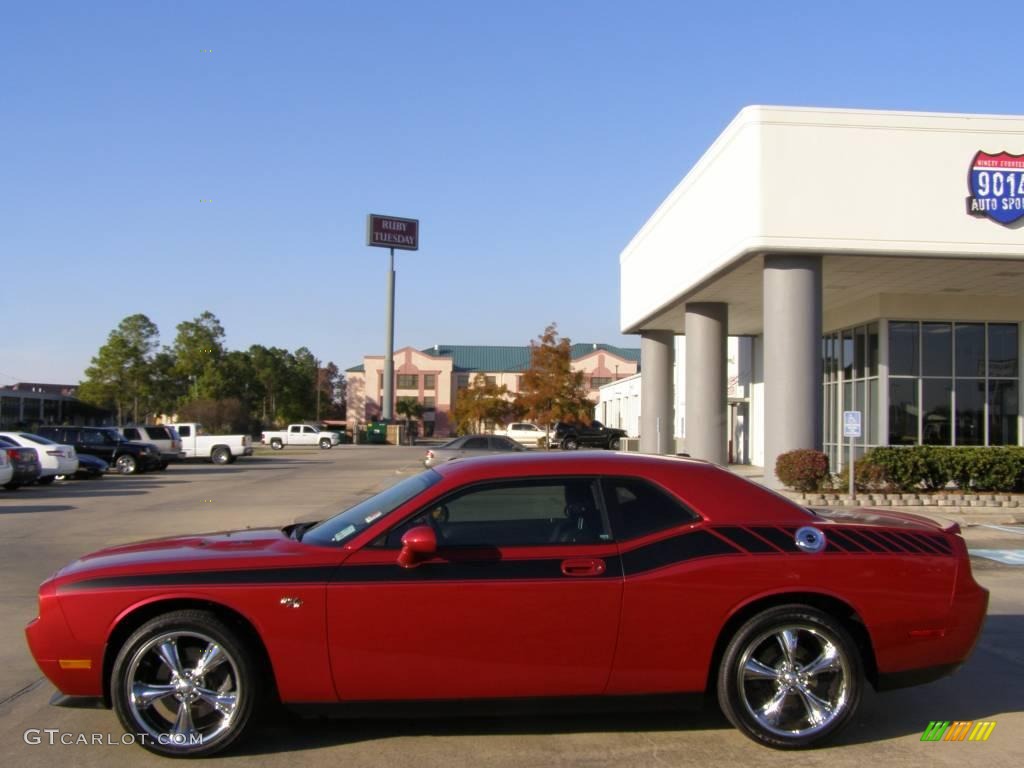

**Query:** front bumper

left=25, top=584, right=103, bottom=698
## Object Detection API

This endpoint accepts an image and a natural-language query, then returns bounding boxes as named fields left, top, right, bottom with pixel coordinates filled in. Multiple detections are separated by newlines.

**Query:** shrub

left=858, top=446, right=1024, bottom=493
left=775, top=449, right=830, bottom=492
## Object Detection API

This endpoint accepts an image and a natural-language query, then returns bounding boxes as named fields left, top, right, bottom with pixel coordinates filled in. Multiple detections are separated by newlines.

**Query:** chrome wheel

left=124, top=630, right=242, bottom=752
left=115, top=454, right=138, bottom=474
left=737, top=624, right=850, bottom=738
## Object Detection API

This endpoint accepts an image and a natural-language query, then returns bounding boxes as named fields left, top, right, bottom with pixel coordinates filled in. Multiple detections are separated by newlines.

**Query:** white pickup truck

left=173, top=423, right=254, bottom=465
left=261, top=424, right=343, bottom=450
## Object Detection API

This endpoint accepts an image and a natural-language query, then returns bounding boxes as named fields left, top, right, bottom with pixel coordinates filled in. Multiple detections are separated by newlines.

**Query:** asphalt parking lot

left=1, top=446, right=1021, bottom=767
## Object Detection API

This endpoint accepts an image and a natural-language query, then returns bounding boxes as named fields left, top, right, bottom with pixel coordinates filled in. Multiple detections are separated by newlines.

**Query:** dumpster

left=366, top=421, right=388, bottom=444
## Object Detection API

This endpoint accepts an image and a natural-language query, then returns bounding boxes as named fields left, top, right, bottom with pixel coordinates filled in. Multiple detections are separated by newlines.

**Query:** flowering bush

left=775, top=449, right=829, bottom=492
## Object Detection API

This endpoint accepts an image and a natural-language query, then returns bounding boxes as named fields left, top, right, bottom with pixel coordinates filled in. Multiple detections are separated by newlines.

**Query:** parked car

left=552, top=420, right=627, bottom=450
left=117, top=425, right=185, bottom=466
left=173, top=422, right=253, bottom=465
left=0, top=431, right=77, bottom=483
left=71, top=453, right=108, bottom=479
left=37, top=426, right=161, bottom=475
left=423, top=434, right=525, bottom=467
left=261, top=424, right=343, bottom=450
left=0, top=450, right=10, bottom=489
left=26, top=452, right=987, bottom=757
left=0, top=435, right=43, bottom=489
left=502, top=422, right=546, bottom=447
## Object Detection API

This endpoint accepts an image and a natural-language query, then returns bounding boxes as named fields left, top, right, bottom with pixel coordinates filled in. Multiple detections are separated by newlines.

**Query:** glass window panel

left=988, top=324, right=1019, bottom=378
left=922, top=323, right=952, bottom=377
left=855, top=380, right=866, bottom=446
left=842, top=331, right=854, bottom=379
left=955, top=324, right=985, bottom=378
left=843, top=381, right=852, bottom=420
left=854, top=328, right=866, bottom=379
left=867, top=324, right=879, bottom=377
left=868, top=378, right=879, bottom=445
left=954, top=380, right=985, bottom=446
left=423, top=374, right=436, bottom=389
left=889, top=322, right=919, bottom=377
left=988, top=380, right=1019, bottom=445
left=922, top=379, right=952, bottom=445
left=888, top=379, right=918, bottom=445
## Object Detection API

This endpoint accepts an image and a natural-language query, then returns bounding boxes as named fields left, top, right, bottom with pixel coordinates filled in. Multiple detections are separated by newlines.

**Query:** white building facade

left=620, top=106, right=1024, bottom=485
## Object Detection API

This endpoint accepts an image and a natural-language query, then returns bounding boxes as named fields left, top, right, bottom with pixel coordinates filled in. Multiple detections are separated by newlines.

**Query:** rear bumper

left=243, top=447, right=254, bottom=456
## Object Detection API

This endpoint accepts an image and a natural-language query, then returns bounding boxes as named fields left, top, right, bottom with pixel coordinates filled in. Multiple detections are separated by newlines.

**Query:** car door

left=302, top=425, right=318, bottom=445
left=327, top=476, right=623, bottom=700
left=600, top=476, right=729, bottom=695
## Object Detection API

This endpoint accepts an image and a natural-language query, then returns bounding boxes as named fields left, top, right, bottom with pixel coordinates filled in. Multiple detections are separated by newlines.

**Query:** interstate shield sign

left=967, top=151, right=1024, bottom=225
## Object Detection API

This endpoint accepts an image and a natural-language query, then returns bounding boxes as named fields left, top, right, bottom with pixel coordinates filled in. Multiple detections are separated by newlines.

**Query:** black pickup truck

left=552, top=420, right=627, bottom=450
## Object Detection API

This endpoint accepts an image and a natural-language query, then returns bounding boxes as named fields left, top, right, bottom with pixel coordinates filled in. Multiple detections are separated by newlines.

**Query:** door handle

left=561, top=558, right=606, bottom=577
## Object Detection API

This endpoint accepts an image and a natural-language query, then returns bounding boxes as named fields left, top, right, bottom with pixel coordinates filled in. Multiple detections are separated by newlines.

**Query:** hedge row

left=855, top=446, right=1024, bottom=493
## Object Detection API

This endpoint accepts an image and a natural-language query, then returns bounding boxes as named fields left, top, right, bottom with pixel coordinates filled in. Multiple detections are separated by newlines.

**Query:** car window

left=178, top=426, right=191, bottom=437
left=146, top=427, right=170, bottom=440
left=462, top=437, right=488, bottom=450
left=303, top=426, right=315, bottom=433
left=303, top=470, right=443, bottom=547
left=489, top=436, right=520, bottom=450
left=123, top=428, right=140, bottom=440
left=602, top=477, right=698, bottom=540
left=83, top=431, right=105, bottom=445
left=382, top=478, right=608, bottom=548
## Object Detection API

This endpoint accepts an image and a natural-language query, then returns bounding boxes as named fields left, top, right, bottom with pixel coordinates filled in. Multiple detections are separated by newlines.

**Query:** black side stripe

left=59, top=566, right=339, bottom=592
left=860, top=529, right=906, bottom=553
left=826, top=529, right=870, bottom=552
left=620, top=530, right=739, bottom=575
left=714, top=527, right=782, bottom=554
left=749, top=527, right=802, bottom=553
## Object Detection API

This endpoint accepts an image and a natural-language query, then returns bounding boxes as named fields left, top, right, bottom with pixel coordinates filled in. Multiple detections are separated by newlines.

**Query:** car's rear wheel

left=115, top=455, right=138, bottom=474
left=270, top=439, right=283, bottom=450
left=37, top=475, right=56, bottom=485
left=319, top=438, right=332, bottom=449
left=3, top=482, right=19, bottom=490
left=211, top=447, right=231, bottom=465
left=562, top=437, right=579, bottom=450
left=608, top=437, right=621, bottom=450
left=717, top=605, right=861, bottom=749
left=111, top=609, right=257, bottom=757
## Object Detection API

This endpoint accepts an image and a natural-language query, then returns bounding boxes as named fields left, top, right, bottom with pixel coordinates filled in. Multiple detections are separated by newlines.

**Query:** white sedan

left=0, top=450, right=11, bottom=488
left=0, top=432, right=77, bottom=484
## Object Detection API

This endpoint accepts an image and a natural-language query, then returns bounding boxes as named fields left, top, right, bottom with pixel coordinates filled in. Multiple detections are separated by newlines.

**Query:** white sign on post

left=843, top=411, right=862, bottom=438
left=843, top=410, right=862, bottom=500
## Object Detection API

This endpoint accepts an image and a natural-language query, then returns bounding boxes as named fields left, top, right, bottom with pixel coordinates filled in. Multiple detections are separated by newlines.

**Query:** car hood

left=53, top=527, right=342, bottom=585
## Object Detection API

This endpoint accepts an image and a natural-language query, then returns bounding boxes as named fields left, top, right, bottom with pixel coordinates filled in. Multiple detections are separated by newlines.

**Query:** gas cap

left=794, top=526, right=826, bottom=553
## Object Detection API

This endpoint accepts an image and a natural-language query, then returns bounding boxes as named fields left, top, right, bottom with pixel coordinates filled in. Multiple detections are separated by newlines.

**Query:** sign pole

left=849, top=435, right=855, bottom=501
left=383, top=247, right=396, bottom=422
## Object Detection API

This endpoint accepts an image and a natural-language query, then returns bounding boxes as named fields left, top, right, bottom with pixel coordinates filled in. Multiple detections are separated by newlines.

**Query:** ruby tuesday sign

left=967, top=151, right=1024, bottom=225
left=366, top=214, right=419, bottom=250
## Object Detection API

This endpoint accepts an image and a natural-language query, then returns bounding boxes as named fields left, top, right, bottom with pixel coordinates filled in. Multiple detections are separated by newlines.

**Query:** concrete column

left=763, top=254, right=823, bottom=487
left=639, top=330, right=674, bottom=454
left=685, top=302, right=728, bottom=465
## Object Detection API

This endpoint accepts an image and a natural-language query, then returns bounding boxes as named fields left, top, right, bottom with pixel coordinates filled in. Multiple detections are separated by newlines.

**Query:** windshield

left=302, top=470, right=442, bottom=547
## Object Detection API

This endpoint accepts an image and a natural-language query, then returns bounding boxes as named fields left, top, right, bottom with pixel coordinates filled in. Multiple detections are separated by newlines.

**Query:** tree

left=396, top=396, right=424, bottom=438
left=515, top=323, right=593, bottom=446
left=79, top=314, right=160, bottom=423
left=451, top=373, right=515, bottom=435
left=173, top=311, right=227, bottom=401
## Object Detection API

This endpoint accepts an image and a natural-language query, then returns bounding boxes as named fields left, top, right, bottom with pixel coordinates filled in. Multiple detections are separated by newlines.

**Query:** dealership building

left=621, top=106, right=1024, bottom=486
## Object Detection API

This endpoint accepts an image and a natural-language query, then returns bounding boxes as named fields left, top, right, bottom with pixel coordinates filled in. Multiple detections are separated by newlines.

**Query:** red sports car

left=25, top=453, right=988, bottom=756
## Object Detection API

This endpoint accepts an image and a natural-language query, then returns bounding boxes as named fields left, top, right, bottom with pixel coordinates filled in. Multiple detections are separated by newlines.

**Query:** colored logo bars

left=921, top=720, right=996, bottom=742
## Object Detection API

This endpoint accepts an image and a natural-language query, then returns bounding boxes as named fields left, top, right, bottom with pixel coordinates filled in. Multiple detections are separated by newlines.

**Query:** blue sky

left=1, top=0, right=1018, bottom=383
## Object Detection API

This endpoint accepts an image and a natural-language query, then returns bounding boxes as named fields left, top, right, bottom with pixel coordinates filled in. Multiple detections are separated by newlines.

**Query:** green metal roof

left=345, top=343, right=639, bottom=374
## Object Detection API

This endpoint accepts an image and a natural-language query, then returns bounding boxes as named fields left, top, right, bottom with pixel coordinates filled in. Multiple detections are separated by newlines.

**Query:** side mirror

left=397, top=525, right=437, bottom=569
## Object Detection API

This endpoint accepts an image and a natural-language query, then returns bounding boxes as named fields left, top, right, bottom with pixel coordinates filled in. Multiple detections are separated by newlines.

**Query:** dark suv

left=552, top=420, right=627, bottom=450
left=37, top=426, right=162, bottom=474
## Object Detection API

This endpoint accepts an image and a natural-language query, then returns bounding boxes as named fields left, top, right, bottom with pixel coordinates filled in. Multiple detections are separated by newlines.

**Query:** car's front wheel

left=717, top=605, right=862, bottom=749
left=608, top=437, right=621, bottom=450
left=319, top=438, right=332, bottom=449
left=562, top=437, right=579, bottom=450
left=111, top=609, right=258, bottom=757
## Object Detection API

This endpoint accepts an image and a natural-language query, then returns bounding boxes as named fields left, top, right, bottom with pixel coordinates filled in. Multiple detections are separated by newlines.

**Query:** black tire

left=3, top=482, right=19, bottom=490
left=319, top=438, right=332, bottom=449
left=37, top=475, right=56, bottom=485
left=562, top=437, right=579, bottom=450
left=270, top=439, right=283, bottom=451
left=115, top=454, right=139, bottom=475
left=717, top=605, right=862, bottom=749
left=211, top=446, right=231, bottom=465
left=157, top=461, right=169, bottom=471
left=608, top=437, right=621, bottom=450
left=111, top=609, right=258, bottom=757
